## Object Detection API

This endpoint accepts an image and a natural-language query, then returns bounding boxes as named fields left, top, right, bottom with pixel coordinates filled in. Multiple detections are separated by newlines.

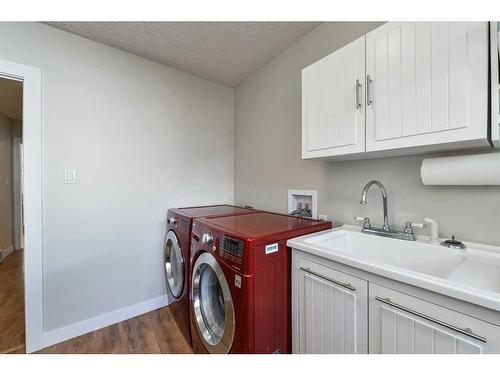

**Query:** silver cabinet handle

left=375, top=297, right=487, bottom=343
left=366, top=74, right=373, bottom=105
left=354, top=79, right=362, bottom=109
left=300, top=267, right=356, bottom=291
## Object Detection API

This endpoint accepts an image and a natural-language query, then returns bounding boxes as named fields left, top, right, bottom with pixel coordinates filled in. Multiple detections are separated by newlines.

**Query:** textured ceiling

left=45, top=22, right=320, bottom=87
left=0, top=77, right=22, bottom=121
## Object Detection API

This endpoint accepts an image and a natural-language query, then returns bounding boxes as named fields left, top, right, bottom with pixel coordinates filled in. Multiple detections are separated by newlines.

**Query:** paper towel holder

left=421, top=152, right=500, bottom=186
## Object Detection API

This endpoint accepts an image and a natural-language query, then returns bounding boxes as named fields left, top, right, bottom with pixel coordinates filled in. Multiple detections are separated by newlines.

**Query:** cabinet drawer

left=369, top=283, right=500, bottom=354
left=294, top=258, right=368, bottom=353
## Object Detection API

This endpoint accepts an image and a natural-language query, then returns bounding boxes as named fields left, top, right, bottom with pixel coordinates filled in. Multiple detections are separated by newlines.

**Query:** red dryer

left=164, top=205, right=256, bottom=346
left=189, top=211, right=332, bottom=354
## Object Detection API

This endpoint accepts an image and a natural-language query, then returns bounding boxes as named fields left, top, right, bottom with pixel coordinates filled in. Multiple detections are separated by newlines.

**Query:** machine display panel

left=221, top=236, right=244, bottom=257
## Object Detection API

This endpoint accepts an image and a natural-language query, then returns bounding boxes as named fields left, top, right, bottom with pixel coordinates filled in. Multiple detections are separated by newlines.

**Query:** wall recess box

left=288, top=189, right=317, bottom=219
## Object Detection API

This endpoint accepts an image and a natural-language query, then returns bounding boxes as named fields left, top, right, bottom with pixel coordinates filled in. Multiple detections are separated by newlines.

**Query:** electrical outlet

left=318, top=214, right=328, bottom=221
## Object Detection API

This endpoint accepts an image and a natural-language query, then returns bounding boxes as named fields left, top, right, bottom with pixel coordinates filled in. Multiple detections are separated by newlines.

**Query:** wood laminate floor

left=38, top=306, right=193, bottom=354
left=0, top=249, right=25, bottom=354
left=0, top=249, right=191, bottom=354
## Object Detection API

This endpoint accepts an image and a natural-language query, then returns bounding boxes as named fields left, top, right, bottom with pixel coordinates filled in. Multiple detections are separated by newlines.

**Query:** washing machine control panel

left=220, top=235, right=244, bottom=266
left=221, top=236, right=244, bottom=256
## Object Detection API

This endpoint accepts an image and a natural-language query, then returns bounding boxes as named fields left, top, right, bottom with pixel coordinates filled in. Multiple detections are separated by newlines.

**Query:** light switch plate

left=64, top=169, right=76, bottom=184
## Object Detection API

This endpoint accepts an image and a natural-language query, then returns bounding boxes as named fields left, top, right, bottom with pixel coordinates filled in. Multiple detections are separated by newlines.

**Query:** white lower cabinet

left=292, top=252, right=500, bottom=354
left=369, top=284, right=500, bottom=354
left=294, top=258, right=368, bottom=353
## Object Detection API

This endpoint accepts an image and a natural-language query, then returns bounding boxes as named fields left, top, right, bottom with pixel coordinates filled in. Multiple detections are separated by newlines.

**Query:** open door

left=0, top=59, right=43, bottom=353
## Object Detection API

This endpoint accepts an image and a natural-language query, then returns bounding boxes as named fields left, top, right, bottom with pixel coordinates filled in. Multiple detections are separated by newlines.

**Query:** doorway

left=0, top=76, right=24, bottom=353
left=0, top=59, right=43, bottom=353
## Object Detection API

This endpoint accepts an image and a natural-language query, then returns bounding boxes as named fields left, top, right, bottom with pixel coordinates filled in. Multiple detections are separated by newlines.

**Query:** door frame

left=12, top=137, right=23, bottom=251
left=0, top=59, right=43, bottom=353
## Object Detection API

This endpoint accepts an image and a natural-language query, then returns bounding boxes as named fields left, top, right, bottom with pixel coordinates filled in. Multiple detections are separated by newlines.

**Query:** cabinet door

left=302, top=36, right=365, bottom=159
left=369, top=284, right=500, bottom=354
left=366, top=22, right=489, bottom=152
left=295, top=258, right=368, bottom=353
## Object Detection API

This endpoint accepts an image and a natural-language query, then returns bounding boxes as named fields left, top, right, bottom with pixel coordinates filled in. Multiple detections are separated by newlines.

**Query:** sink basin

left=447, top=253, right=500, bottom=293
left=289, top=225, right=500, bottom=312
left=304, top=229, right=464, bottom=278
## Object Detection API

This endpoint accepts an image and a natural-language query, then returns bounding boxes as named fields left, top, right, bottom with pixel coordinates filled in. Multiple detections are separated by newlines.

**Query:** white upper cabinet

left=302, top=36, right=366, bottom=159
left=366, top=22, right=489, bottom=152
left=301, top=22, right=492, bottom=160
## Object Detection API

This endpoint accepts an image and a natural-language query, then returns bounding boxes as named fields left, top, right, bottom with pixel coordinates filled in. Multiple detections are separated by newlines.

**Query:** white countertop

left=288, top=225, right=500, bottom=312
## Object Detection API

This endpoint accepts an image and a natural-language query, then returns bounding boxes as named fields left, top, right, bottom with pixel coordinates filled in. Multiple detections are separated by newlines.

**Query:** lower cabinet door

left=369, top=284, right=500, bottom=354
left=296, top=259, right=368, bottom=353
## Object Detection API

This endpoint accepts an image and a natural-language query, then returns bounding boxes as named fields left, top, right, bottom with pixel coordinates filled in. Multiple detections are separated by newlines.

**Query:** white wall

left=0, top=22, right=234, bottom=333
left=234, top=22, right=500, bottom=247
left=0, top=111, right=13, bottom=251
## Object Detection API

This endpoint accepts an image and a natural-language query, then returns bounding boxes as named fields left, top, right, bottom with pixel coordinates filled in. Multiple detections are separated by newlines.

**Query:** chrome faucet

left=360, top=180, right=389, bottom=231
left=357, top=180, right=417, bottom=241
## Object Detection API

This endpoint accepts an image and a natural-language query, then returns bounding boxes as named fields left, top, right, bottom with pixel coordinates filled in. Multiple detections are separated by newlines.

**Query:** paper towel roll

left=421, top=152, right=500, bottom=185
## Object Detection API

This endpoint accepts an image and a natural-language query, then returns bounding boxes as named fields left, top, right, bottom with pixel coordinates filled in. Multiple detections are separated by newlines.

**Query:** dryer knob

left=202, top=232, right=214, bottom=245
left=168, top=217, right=177, bottom=225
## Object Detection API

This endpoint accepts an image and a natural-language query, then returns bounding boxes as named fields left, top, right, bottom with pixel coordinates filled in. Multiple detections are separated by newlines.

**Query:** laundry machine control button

left=202, top=232, right=214, bottom=244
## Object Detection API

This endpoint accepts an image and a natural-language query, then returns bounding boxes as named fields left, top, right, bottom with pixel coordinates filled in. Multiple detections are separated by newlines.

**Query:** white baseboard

left=0, top=245, right=14, bottom=262
left=43, top=294, right=169, bottom=348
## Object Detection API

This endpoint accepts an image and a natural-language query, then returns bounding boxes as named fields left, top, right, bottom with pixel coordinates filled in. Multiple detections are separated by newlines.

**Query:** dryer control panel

left=221, top=236, right=244, bottom=257
left=219, top=235, right=245, bottom=268
left=192, top=219, right=249, bottom=273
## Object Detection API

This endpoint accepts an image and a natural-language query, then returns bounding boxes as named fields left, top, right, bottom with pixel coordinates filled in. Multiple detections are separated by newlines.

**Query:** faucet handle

left=403, top=221, right=413, bottom=234
left=411, top=222, right=426, bottom=229
left=354, top=216, right=371, bottom=229
left=403, top=221, right=426, bottom=234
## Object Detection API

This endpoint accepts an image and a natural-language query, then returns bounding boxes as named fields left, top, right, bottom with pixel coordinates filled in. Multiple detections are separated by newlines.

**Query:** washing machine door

left=191, top=252, right=235, bottom=354
left=164, top=230, right=184, bottom=299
